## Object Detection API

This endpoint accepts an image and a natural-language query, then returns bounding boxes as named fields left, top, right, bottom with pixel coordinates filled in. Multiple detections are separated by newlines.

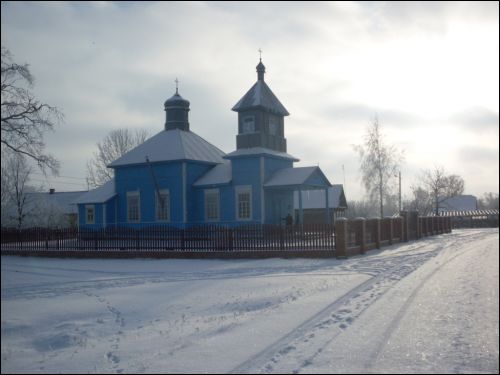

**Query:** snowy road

left=1, top=228, right=498, bottom=374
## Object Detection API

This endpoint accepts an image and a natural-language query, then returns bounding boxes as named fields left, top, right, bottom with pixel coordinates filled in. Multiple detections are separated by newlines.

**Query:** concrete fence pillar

left=416, top=213, right=421, bottom=239
left=400, top=211, right=409, bottom=242
left=374, top=219, right=381, bottom=249
left=353, top=217, right=366, bottom=254
left=335, top=218, right=348, bottom=258
left=383, top=217, right=393, bottom=245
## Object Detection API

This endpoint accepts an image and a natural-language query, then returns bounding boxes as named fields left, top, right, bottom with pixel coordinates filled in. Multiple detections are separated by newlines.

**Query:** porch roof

left=73, top=180, right=116, bottom=204
left=264, top=166, right=331, bottom=190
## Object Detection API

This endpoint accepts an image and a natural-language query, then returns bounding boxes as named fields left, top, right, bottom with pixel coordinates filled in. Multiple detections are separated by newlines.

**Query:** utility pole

left=398, top=171, right=402, bottom=213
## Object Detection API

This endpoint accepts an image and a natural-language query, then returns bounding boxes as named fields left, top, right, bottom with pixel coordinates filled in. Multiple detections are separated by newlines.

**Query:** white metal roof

left=232, top=80, right=289, bottom=116
left=224, top=147, right=299, bottom=161
left=193, top=161, right=232, bottom=187
left=73, top=180, right=116, bottom=204
left=25, top=190, right=87, bottom=214
left=439, top=195, right=478, bottom=211
left=264, top=166, right=331, bottom=188
left=108, top=129, right=225, bottom=168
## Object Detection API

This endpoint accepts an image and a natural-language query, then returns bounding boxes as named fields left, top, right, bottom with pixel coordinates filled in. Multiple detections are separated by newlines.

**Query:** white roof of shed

left=439, top=195, right=478, bottom=211
left=293, top=185, right=347, bottom=209
left=73, top=180, right=116, bottom=204
left=264, top=166, right=331, bottom=188
left=108, top=129, right=225, bottom=168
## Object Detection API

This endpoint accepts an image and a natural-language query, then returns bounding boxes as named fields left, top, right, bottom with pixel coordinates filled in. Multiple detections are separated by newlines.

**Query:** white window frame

left=155, top=189, right=170, bottom=222
left=235, top=185, right=252, bottom=221
left=127, top=191, right=140, bottom=223
left=85, top=204, right=95, bottom=225
left=205, top=189, right=220, bottom=222
left=242, top=116, right=255, bottom=134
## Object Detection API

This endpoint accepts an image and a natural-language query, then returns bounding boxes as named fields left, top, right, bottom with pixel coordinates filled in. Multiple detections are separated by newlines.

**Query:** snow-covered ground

left=1, top=228, right=498, bottom=374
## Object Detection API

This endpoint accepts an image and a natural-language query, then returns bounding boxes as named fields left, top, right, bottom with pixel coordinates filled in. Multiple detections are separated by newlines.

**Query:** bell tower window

left=269, top=116, right=278, bottom=135
left=242, top=116, right=255, bottom=134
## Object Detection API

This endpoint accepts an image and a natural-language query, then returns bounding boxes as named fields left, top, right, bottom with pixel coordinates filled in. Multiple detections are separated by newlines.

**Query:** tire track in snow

left=233, top=231, right=489, bottom=374
left=362, top=231, right=489, bottom=371
left=229, top=241, right=439, bottom=374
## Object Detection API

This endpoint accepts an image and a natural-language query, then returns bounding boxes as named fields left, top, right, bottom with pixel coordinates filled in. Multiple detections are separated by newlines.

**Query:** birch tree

left=354, top=117, right=404, bottom=218
left=1, top=153, right=34, bottom=229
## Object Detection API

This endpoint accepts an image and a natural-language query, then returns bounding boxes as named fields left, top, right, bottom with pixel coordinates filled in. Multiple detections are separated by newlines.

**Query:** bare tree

left=478, top=192, right=499, bottom=209
left=1, top=47, right=62, bottom=174
left=408, top=185, right=434, bottom=215
left=1, top=153, right=34, bottom=229
left=354, top=116, right=404, bottom=218
left=419, top=166, right=465, bottom=215
left=86, top=128, right=150, bottom=188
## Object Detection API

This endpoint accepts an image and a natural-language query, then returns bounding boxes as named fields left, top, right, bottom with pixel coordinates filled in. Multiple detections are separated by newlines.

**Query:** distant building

left=3, top=189, right=86, bottom=228
left=75, top=59, right=336, bottom=228
left=439, top=195, right=478, bottom=212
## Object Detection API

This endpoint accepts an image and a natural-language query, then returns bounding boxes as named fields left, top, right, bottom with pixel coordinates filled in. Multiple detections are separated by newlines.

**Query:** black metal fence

left=1, top=224, right=336, bottom=258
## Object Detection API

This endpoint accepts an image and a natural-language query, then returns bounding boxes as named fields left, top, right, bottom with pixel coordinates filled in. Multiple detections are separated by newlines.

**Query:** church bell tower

left=231, top=58, right=289, bottom=152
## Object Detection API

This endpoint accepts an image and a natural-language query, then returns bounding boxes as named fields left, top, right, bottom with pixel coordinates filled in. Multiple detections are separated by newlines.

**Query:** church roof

left=73, top=180, right=116, bottom=204
left=231, top=80, right=290, bottom=116
left=108, top=129, right=225, bottom=168
left=193, top=161, right=232, bottom=187
left=264, top=166, right=331, bottom=189
left=224, top=147, right=299, bottom=161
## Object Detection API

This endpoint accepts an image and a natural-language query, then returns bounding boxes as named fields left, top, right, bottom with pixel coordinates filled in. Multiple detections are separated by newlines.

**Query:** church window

left=242, top=116, right=255, bottom=134
left=205, top=189, right=220, bottom=221
left=127, top=191, right=140, bottom=222
left=236, top=186, right=252, bottom=220
left=156, top=189, right=170, bottom=221
left=85, top=205, right=95, bottom=224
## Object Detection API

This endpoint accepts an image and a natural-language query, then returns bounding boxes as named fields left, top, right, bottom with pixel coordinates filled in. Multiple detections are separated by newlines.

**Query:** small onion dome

left=256, top=60, right=265, bottom=81
left=164, top=91, right=190, bottom=109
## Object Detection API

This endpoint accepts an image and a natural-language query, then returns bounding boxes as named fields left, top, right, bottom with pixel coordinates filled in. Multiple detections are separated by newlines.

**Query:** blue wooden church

left=75, top=59, right=333, bottom=228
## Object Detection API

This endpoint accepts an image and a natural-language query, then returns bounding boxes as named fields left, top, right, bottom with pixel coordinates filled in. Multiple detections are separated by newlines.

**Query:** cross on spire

left=258, top=48, right=262, bottom=61
left=175, top=77, right=179, bottom=94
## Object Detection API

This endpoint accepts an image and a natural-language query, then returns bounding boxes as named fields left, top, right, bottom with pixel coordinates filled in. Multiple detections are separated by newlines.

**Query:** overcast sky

left=2, top=1, right=498, bottom=200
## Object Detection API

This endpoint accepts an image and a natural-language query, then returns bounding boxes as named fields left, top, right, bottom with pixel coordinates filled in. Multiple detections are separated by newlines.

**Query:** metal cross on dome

left=175, top=78, right=179, bottom=94
left=258, top=48, right=262, bottom=61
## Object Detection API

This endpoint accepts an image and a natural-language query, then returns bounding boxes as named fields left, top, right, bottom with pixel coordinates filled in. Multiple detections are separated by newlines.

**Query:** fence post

left=387, top=217, right=394, bottom=245
left=354, top=217, right=366, bottom=254
left=400, top=211, right=409, bottom=242
left=334, top=218, right=348, bottom=258
left=181, top=228, right=185, bottom=251
left=374, top=219, right=381, bottom=249
left=279, top=226, right=284, bottom=250
left=416, top=213, right=421, bottom=239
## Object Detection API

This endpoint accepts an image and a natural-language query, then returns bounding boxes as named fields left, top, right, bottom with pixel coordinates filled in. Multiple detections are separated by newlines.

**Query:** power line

left=31, top=172, right=87, bottom=181
left=29, top=178, right=87, bottom=187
